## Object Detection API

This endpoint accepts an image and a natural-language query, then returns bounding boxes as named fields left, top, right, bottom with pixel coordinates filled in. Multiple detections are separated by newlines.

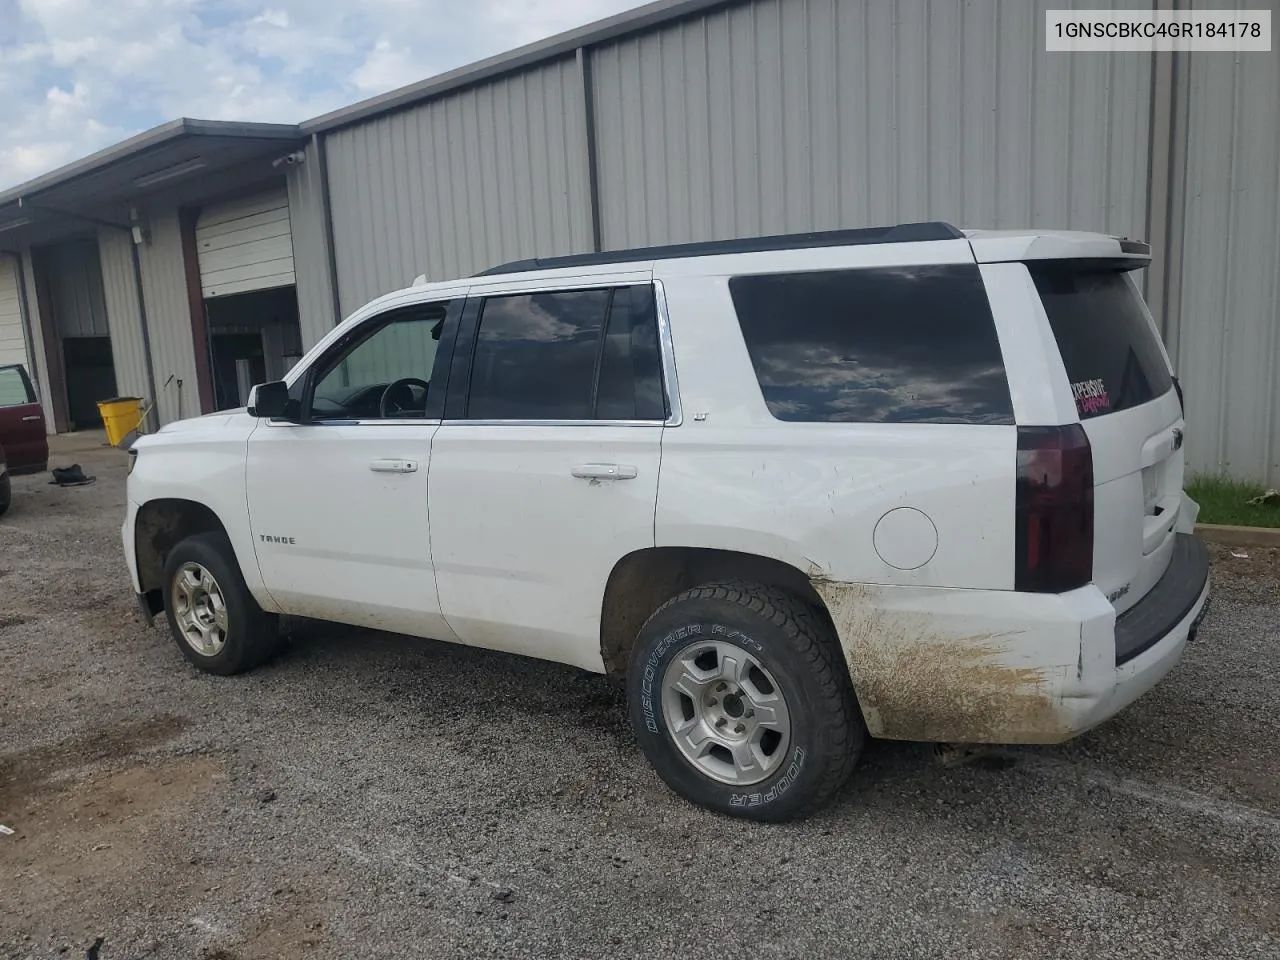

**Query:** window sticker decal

left=1072, top=378, right=1111, bottom=416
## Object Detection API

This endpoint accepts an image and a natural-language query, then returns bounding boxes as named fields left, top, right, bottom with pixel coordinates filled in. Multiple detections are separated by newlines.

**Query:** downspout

left=576, top=46, right=604, bottom=253
left=1143, top=0, right=1178, bottom=343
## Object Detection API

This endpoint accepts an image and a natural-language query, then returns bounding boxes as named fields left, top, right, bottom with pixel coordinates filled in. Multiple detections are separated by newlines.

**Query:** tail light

left=1015, top=425, right=1094, bottom=592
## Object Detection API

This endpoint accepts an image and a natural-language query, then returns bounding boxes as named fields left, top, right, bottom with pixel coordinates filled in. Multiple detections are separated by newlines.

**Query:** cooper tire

left=628, top=579, right=864, bottom=822
left=162, top=531, right=278, bottom=675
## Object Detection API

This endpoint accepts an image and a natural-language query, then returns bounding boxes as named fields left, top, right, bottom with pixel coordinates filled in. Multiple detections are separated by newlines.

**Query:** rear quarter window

left=1029, top=266, right=1173, bottom=419
left=729, top=265, right=1014, bottom=424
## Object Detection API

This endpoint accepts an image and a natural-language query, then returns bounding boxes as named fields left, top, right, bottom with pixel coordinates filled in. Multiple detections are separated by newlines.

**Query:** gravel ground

left=1, top=437, right=1278, bottom=960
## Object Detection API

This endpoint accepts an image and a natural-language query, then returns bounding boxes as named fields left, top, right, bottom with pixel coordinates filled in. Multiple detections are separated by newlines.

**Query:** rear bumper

left=1067, top=575, right=1208, bottom=738
left=816, top=534, right=1211, bottom=744
left=1114, top=533, right=1209, bottom=664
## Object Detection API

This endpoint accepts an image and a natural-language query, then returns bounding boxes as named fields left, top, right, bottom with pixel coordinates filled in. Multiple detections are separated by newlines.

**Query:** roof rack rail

left=474, top=221, right=964, bottom=276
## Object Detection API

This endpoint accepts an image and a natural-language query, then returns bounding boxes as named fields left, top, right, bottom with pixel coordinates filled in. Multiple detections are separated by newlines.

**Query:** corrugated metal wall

left=55, top=0, right=1260, bottom=475
left=97, top=227, right=153, bottom=403
left=41, top=240, right=110, bottom=339
left=286, top=140, right=338, bottom=349
left=137, top=212, right=200, bottom=424
left=324, top=56, right=594, bottom=315
left=1165, top=39, right=1280, bottom=483
left=590, top=0, right=1153, bottom=249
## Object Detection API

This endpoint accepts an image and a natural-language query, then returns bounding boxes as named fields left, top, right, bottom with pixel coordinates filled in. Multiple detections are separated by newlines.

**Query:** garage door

left=196, top=188, right=296, bottom=298
left=0, top=255, right=29, bottom=368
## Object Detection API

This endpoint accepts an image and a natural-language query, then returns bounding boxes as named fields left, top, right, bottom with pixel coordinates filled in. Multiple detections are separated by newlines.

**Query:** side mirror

left=247, top=381, right=292, bottom=420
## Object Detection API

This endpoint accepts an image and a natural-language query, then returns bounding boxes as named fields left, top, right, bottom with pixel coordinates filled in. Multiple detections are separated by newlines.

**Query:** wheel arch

left=599, top=546, right=833, bottom=677
left=133, top=498, right=233, bottom=613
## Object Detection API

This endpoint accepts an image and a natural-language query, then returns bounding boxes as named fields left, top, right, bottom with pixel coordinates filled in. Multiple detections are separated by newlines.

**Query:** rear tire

left=628, top=579, right=864, bottom=822
left=0, top=472, right=10, bottom=516
left=161, top=531, right=278, bottom=675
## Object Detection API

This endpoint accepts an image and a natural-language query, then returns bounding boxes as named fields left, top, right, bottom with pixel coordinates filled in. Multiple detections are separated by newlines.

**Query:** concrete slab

left=47, top=430, right=118, bottom=458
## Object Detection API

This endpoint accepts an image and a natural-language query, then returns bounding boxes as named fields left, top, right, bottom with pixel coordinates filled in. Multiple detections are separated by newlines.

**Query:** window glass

left=310, top=306, right=446, bottom=419
left=0, top=366, right=33, bottom=407
left=1030, top=266, right=1172, bottom=419
left=729, top=265, right=1014, bottom=424
left=467, top=289, right=611, bottom=420
left=595, top=286, right=667, bottom=421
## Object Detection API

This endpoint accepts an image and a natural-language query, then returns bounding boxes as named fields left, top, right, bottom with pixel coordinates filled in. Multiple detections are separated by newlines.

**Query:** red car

left=0, top=363, right=49, bottom=514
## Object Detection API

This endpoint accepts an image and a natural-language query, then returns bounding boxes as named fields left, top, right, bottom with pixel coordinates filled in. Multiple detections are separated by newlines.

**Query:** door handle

left=369, top=459, right=419, bottom=473
left=571, top=463, right=638, bottom=480
left=20, top=416, right=40, bottom=422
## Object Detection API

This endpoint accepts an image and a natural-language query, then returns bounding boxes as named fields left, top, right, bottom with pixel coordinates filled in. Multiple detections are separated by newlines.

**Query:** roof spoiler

left=967, top=231, right=1152, bottom=266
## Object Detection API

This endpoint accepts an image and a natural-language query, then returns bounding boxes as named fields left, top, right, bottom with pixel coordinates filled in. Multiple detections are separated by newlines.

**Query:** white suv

left=124, top=222, right=1210, bottom=821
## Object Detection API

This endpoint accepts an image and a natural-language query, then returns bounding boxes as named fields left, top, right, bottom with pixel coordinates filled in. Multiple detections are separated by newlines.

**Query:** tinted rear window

left=467, top=290, right=610, bottom=420
left=729, top=265, right=1014, bottom=424
left=594, top=286, right=667, bottom=421
left=1030, top=267, right=1172, bottom=419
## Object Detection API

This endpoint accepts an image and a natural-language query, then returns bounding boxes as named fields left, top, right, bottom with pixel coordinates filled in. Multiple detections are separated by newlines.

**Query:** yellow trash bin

left=97, top=397, right=145, bottom=447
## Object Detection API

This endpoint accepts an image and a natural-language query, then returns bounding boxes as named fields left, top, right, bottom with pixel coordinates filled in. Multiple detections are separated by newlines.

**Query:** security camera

left=271, top=150, right=307, bottom=168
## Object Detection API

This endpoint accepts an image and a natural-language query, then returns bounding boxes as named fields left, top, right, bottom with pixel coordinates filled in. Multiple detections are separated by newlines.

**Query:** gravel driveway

left=2, top=436, right=1278, bottom=960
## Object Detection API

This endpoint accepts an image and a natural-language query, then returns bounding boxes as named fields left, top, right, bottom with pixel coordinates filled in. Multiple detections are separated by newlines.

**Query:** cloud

left=0, top=0, right=645, bottom=189
left=350, top=37, right=422, bottom=95
left=252, top=8, right=289, bottom=29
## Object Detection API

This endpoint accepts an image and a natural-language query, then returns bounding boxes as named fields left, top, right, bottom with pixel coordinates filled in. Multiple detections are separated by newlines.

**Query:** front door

left=245, top=296, right=463, bottom=642
left=428, top=278, right=668, bottom=672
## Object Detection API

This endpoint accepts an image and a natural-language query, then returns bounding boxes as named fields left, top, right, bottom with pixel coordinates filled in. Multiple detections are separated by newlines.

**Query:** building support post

left=127, top=229, right=160, bottom=431
left=178, top=208, right=215, bottom=414
left=312, top=133, right=344, bottom=327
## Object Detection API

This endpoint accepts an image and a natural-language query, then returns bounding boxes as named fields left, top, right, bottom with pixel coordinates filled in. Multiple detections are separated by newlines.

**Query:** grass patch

left=1186, top=475, right=1280, bottom=528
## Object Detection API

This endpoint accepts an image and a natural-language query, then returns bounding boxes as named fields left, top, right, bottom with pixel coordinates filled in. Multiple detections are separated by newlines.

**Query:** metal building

left=0, top=0, right=1275, bottom=480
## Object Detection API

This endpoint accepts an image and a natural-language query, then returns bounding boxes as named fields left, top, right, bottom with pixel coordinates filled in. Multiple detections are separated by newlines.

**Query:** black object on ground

left=49, top=465, right=97, bottom=487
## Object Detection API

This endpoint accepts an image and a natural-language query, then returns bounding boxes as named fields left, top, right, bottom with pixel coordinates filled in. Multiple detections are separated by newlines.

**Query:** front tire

left=162, top=531, right=278, bottom=675
left=628, top=580, right=864, bottom=822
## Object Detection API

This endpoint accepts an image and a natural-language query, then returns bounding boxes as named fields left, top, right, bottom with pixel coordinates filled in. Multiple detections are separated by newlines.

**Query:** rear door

left=0, top=364, right=48, bottom=472
left=1028, top=265, right=1182, bottom=613
left=427, top=276, right=667, bottom=672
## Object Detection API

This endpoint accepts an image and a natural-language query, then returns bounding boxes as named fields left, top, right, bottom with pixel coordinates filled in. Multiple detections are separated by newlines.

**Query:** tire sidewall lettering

left=729, top=746, right=805, bottom=808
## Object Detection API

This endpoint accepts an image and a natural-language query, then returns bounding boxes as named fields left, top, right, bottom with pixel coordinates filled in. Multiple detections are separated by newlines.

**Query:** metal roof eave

left=0, top=118, right=303, bottom=210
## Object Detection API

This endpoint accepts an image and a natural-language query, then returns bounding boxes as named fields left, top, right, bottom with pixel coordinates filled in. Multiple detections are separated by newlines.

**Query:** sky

left=0, top=0, right=644, bottom=190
